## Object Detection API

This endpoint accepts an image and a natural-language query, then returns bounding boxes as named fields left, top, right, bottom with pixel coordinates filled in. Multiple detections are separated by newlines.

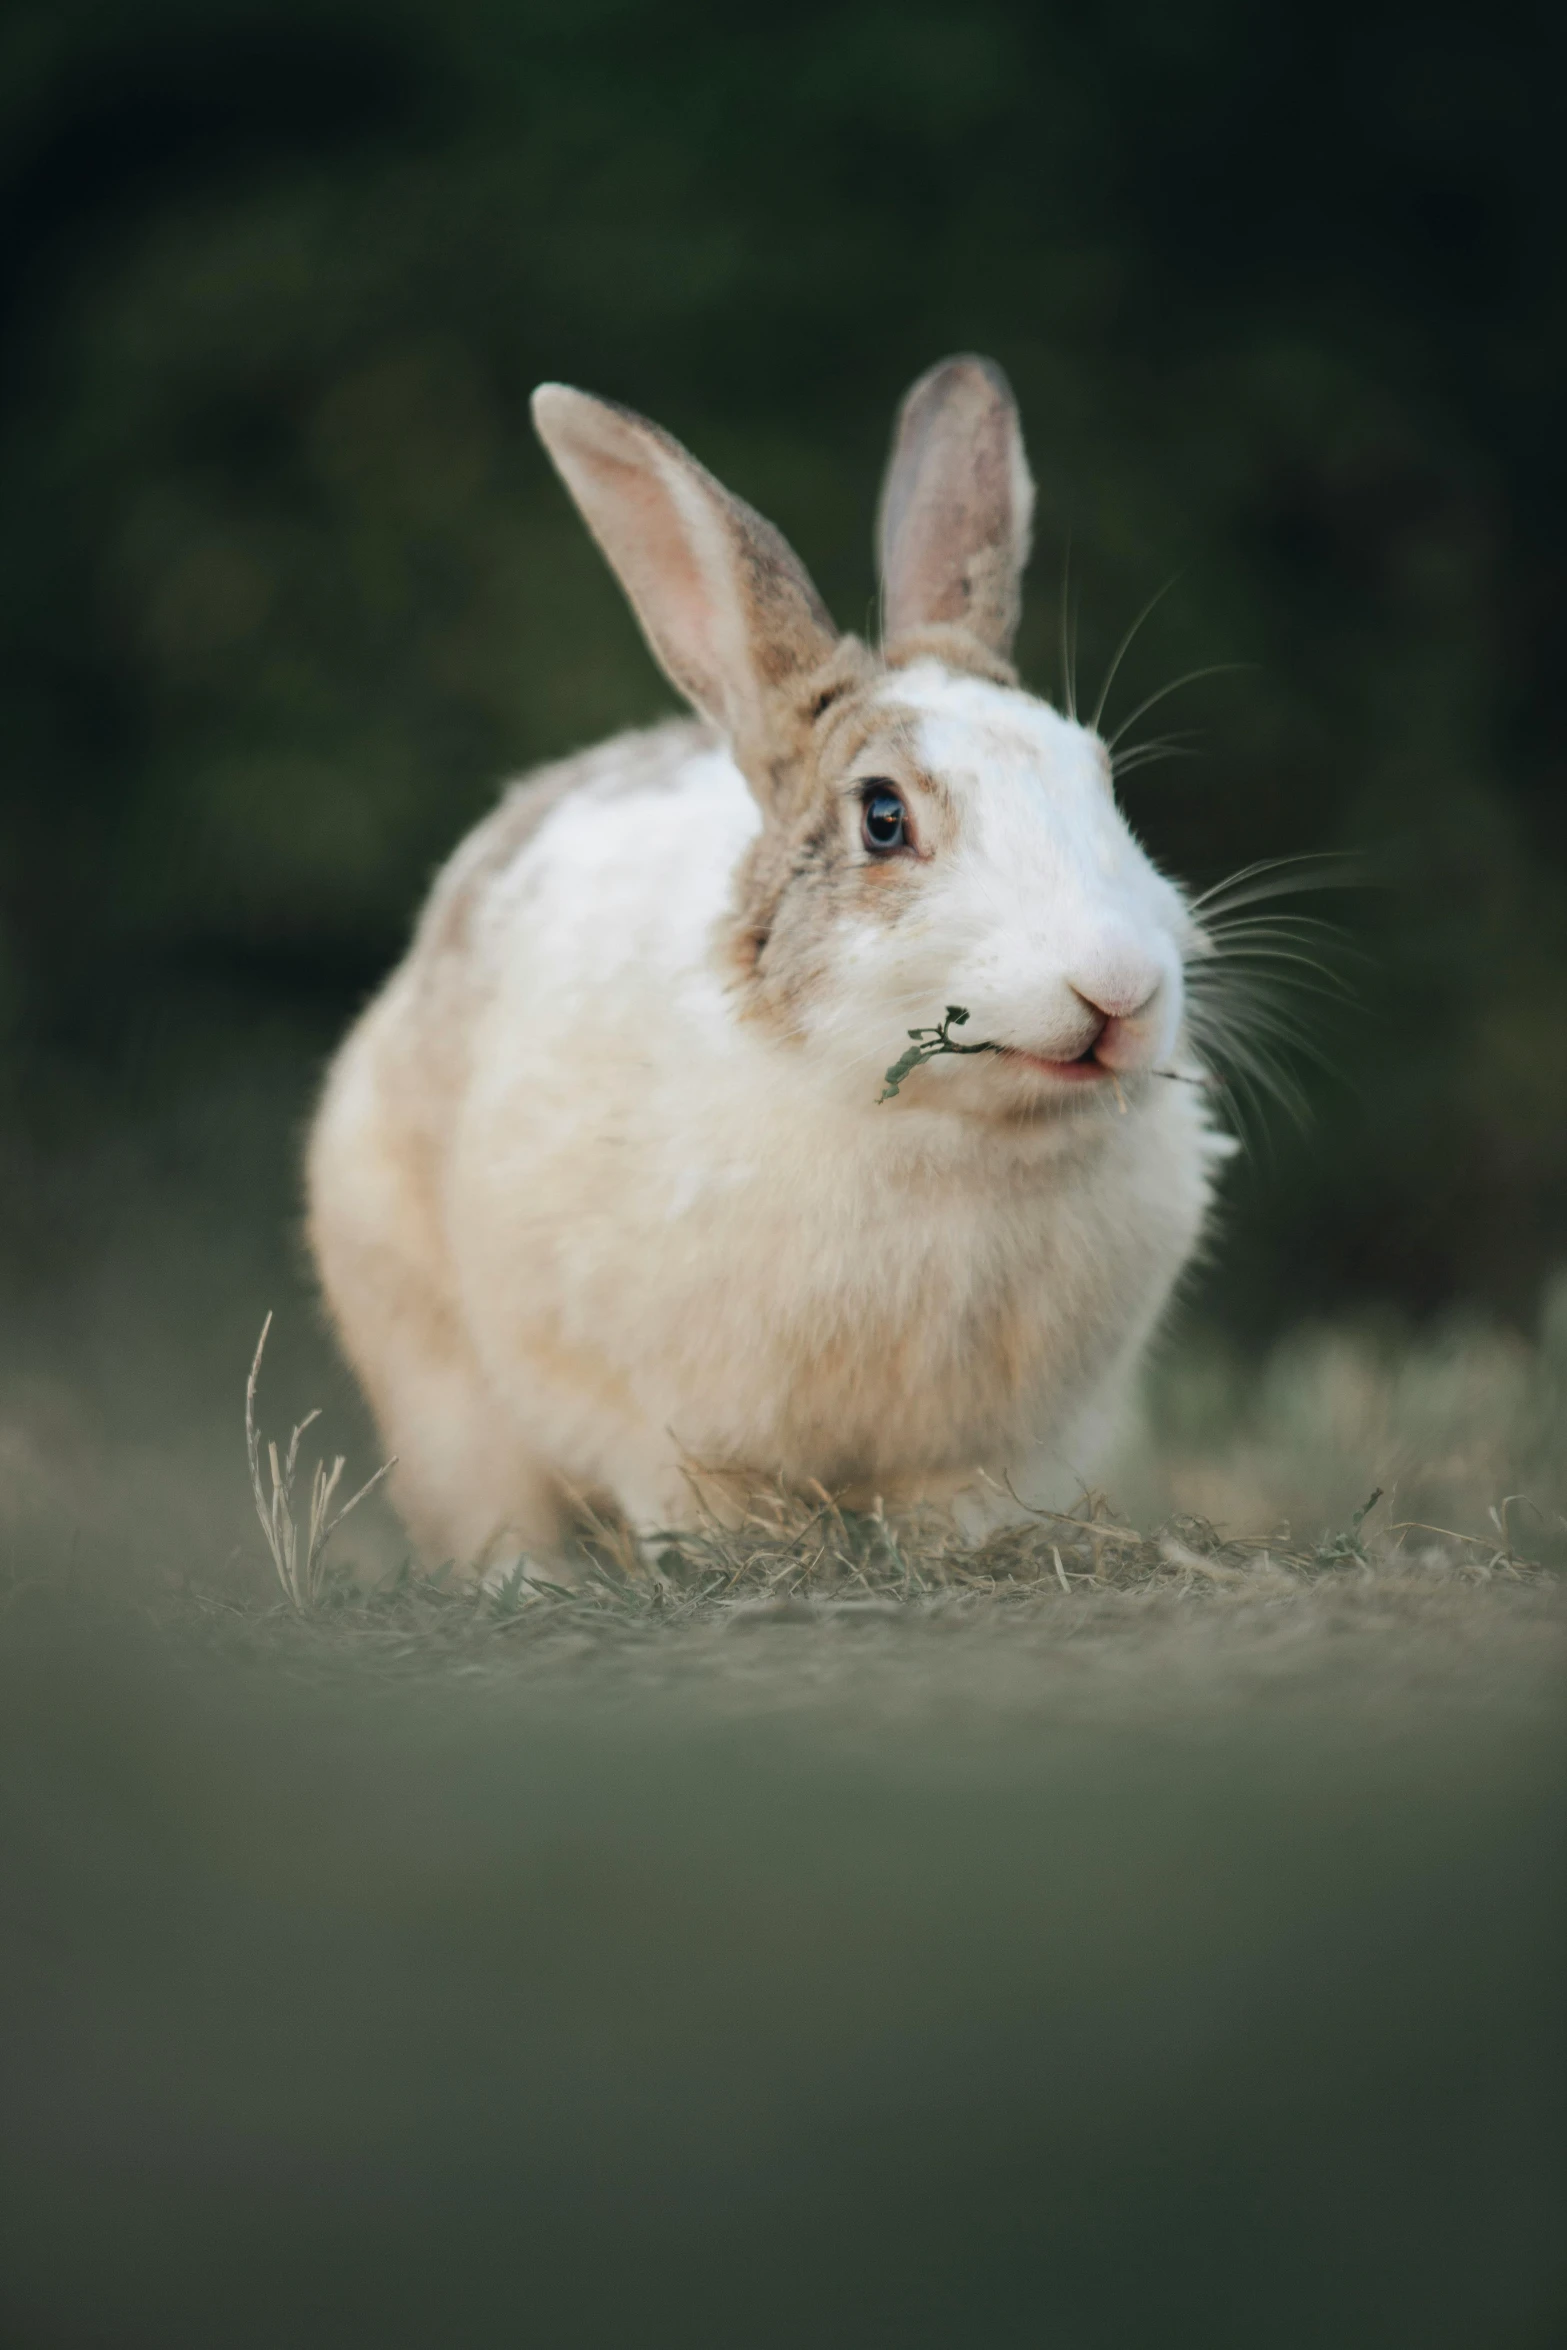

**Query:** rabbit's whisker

left=1090, top=574, right=1183, bottom=734
left=1111, top=736, right=1202, bottom=779
left=1187, top=852, right=1362, bottom=919
left=1057, top=536, right=1080, bottom=721
left=1105, top=663, right=1251, bottom=752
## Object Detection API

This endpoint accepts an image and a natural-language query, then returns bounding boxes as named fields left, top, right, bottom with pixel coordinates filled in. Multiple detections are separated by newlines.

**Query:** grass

left=205, top=1472, right=1561, bottom=1705
left=244, top=1310, right=394, bottom=1610
left=217, top=1280, right=1567, bottom=1691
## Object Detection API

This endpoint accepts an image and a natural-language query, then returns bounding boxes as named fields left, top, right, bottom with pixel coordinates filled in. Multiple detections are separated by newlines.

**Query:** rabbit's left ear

left=532, top=384, right=845, bottom=809
left=877, top=355, right=1034, bottom=668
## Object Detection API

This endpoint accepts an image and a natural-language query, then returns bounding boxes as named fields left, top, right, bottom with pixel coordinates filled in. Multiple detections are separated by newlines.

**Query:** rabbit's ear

left=877, top=356, right=1035, bottom=666
left=532, top=385, right=841, bottom=797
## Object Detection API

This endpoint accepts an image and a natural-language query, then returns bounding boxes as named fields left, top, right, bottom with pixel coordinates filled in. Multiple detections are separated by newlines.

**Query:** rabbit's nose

left=1068, top=962, right=1164, bottom=1071
left=1064, top=925, right=1164, bottom=1026
left=1069, top=971, right=1159, bottom=1024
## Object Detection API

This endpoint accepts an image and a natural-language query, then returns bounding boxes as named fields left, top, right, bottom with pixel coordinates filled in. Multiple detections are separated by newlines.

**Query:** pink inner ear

left=879, top=360, right=1033, bottom=656
left=886, top=426, right=1012, bottom=631
left=901, top=485, right=981, bottom=629
left=612, top=465, right=729, bottom=715
left=551, top=427, right=735, bottom=727
left=534, top=381, right=840, bottom=784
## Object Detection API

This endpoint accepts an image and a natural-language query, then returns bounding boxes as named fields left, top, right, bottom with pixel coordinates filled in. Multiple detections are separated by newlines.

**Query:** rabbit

left=305, top=356, right=1230, bottom=1568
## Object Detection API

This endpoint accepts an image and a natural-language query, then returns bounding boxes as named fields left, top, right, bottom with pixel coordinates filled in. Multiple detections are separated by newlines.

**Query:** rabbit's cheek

left=733, top=836, right=906, bottom=1038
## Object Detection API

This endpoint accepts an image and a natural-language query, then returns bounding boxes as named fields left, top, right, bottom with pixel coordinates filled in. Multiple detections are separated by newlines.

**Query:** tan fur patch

left=882, top=622, right=1018, bottom=687
left=722, top=659, right=961, bottom=1029
left=519, top=1313, right=640, bottom=1425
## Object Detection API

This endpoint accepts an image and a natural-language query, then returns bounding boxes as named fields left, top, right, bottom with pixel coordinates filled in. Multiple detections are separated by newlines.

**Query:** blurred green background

left=3, top=0, right=1566, bottom=1350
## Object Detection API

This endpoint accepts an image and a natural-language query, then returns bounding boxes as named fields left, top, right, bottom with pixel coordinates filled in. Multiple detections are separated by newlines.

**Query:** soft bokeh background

left=3, top=12, right=1565, bottom=2347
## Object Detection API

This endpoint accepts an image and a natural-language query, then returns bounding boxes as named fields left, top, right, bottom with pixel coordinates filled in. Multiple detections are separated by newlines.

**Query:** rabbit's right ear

left=878, top=355, right=1035, bottom=670
left=532, top=386, right=844, bottom=806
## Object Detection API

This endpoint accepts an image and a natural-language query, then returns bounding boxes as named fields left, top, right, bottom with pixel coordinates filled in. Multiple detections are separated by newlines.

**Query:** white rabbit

left=306, top=357, right=1229, bottom=1566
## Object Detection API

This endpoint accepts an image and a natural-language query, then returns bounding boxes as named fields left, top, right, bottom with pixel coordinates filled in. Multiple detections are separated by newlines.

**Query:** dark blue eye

left=861, top=786, right=908, bottom=853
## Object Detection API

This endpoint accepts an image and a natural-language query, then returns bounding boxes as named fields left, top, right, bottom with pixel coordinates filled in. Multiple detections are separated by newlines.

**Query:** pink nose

left=1070, top=975, right=1159, bottom=1024
left=1069, top=975, right=1161, bottom=1071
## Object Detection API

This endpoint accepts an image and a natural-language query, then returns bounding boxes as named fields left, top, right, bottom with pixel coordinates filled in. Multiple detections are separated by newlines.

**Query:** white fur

left=808, top=666, right=1189, bottom=1090
left=309, top=683, right=1223, bottom=1563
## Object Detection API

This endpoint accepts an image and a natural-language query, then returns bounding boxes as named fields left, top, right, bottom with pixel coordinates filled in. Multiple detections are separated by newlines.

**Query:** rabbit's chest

left=713, top=1153, right=1151, bottom=1464
left=474, top=1108, right=1171, bottom=1479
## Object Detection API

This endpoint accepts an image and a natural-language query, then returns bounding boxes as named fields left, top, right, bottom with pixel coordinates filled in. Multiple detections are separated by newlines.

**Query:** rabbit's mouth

left=1001, top=1045, right=1112, bottom=1084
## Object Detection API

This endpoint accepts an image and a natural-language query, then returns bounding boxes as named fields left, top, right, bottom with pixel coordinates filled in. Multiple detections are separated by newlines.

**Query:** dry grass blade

left=245, top=1313, right=396, bottom=1611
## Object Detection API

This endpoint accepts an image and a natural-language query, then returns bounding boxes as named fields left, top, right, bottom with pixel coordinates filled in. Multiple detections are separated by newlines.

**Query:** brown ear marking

left=878, top=354, right=1035, bottom=664
left=881, top=621, right=1019, bottom=688
left=796, top=634, right=880, bottom=731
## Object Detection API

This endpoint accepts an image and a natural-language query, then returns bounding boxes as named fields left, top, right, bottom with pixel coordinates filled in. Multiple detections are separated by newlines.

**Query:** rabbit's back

left=306, top=716, right=750, bottom=1556
left=415, top=716, right=721, bottom=990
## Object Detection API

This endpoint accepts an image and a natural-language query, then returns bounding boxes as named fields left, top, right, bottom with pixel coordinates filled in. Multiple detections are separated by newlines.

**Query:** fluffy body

left=309, top=665, right=1223, bottom=1564
left=309, top=360, right=1232, bottom=1565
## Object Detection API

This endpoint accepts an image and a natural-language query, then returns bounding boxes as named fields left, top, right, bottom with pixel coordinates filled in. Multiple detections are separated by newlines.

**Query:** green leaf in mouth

left=878, top=1005, right=1000, bottom=1101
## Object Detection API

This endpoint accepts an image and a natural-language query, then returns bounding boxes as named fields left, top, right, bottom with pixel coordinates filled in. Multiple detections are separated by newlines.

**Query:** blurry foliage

left=1, top=0, right=1566, bottom=1329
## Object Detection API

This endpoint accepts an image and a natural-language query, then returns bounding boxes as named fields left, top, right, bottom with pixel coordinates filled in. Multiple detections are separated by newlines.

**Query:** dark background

left=3, top=0, right=1566, bottom=1345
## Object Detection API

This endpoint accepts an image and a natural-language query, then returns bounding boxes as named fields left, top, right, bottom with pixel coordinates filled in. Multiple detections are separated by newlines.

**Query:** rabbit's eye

left=861, top=786, right=908, bottom=854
